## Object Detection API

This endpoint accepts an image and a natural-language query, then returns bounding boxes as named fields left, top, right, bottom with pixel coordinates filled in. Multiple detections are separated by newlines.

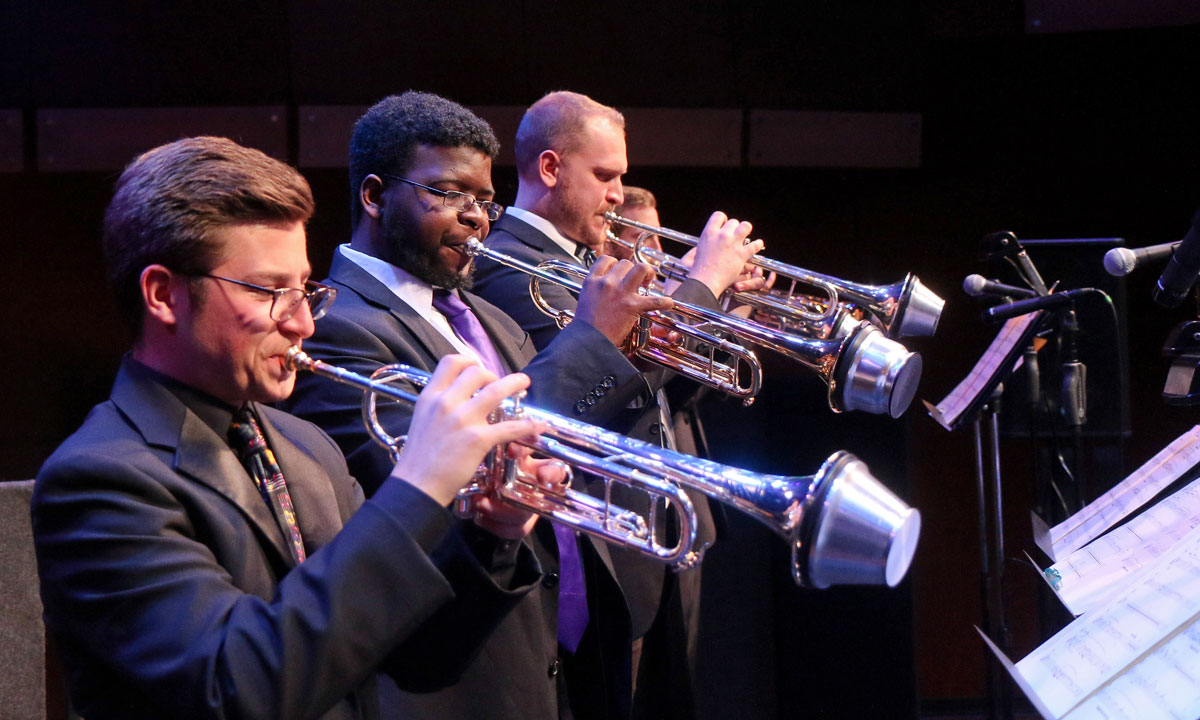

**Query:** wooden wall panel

left=1025, top=0, right=1200, bottom=33
left=623, top=108, right=742, bottom=167
left=0, top=2, right=31, bottom=106
left=518, top=2, right=741, bottom=107
left=298, top=105, right=526, bottom=168
left=298, top=105, right=367, bottom=168
left=28, top=3, right=289, bottom=106
left=748, top=110, right=922, bottom=168
left=37, top=107, right=288, bottom=172
left=288, top=2, right=527, bottom=105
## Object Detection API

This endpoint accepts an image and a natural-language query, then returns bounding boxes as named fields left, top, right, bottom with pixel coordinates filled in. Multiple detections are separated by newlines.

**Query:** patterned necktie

left=431, top=289, right=506, bottom=378
left=229, top=407, right=307, bottom=564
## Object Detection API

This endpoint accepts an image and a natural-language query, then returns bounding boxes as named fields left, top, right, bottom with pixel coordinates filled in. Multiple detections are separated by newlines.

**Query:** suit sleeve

left=32, top=439, right=536, bottom=720
left=521, top=319, right=647, bottom=424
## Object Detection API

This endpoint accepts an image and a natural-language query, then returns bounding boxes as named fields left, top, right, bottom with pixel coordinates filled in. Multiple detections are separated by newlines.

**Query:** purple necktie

left=431, top=289, right=590, bottom=652
left=553, top=524, right=590, bottom=653
left=431, top=289, right=506, bottom=378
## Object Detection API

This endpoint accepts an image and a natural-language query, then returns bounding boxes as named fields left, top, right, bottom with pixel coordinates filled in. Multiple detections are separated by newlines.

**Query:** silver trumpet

left=604, top=211, right=945, bottom=339
left=606, top=230, right=862, bottom=341
left=466, top=238, right=922, bottom=418
left=285, top=347, right=922, bottom=587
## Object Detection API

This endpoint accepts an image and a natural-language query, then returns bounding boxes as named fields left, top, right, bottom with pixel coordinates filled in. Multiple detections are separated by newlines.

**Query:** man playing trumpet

left=31, top=136, right=560, bottom=720
left=283, top=91, right=761, bottom=720
left=471, top=91, right=765, bottom=719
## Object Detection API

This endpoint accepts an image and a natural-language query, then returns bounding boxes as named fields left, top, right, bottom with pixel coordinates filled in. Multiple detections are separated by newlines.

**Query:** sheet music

left=1015, top=523, right=1200, bottom=718
left=1043, top=426, right=1200, bottom=560
left=930, top=312, right=1040, bottom=430
left=1046, top=477, right=1200, bottom=615
left=1062, top=621, right=1200, bottom=720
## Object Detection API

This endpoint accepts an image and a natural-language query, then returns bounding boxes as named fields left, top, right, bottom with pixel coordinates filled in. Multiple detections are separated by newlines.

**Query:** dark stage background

left=3, top=2, right=1200, bottom=717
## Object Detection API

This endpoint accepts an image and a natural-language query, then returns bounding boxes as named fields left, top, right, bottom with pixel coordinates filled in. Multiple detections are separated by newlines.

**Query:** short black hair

left=348, top=91, right=500, bottom=226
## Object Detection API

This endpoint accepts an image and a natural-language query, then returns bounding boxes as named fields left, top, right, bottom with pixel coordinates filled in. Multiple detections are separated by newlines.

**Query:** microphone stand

left=1058, top=307, right=1088, bottom=507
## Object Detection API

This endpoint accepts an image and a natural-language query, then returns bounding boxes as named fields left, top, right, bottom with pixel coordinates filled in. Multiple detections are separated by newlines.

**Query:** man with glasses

left=32, top=136, right=555, bottom=720
left=284, top=92, right=665, bottom=494
left=287, top=89, right=765, bottom=720
left=283, top=91, right=684, bottom=720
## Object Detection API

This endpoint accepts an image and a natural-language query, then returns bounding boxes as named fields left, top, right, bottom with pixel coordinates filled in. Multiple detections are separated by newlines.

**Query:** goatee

left=392, top=241, right=475, bottom=290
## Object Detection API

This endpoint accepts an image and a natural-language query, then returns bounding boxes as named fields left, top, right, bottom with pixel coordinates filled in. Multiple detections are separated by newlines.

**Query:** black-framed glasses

left=380, top=174, right=504, bottom=221
left=197, top=274, right=337, bottom=322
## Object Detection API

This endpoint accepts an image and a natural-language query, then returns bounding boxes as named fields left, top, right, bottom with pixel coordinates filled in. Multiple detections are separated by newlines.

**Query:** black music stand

left=928, top=310, right=1047, bottom=720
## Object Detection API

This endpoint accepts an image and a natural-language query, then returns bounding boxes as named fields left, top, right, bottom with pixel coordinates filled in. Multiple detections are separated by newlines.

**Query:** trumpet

left=465, top=238, right=922, bottom=418
left=285, top=347, right=922, bottom=587
left=606, top=230, right=861, bottom=341
left=604, top=211, right=946, bottom=339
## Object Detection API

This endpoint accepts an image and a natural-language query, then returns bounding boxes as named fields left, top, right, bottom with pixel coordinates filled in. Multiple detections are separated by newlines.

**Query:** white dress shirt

left=337, top=244, right=491, bottom=367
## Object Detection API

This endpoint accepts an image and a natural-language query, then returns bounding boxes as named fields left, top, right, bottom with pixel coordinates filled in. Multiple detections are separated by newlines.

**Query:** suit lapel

left=255, top=406, right=343, bottom=550
left=493, top=214, right=577, bottom=263
left=328, top=253, right=459, bottom=367
left=111, top=364, right=294, bottom=569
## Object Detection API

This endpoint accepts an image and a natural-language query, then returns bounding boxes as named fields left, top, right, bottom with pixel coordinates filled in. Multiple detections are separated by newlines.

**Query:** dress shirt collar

left=504, top=206, right=589, bottom=260
left=338, top=244, right=446, bottom=325
left=336, top=244, right=487, bottom=362
left=124, top=354, right=238, bottom=439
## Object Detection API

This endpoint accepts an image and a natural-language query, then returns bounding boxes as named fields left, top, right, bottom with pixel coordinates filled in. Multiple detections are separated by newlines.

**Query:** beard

left=546, top=183, right=606, bottom=250
left=381, top=211, right=475, bottom=290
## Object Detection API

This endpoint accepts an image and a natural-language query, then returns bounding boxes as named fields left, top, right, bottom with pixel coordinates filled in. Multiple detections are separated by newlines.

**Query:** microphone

left=1154, top=208, right=1200, bottom=308
left=985, top=288, right=1093, bottom=322
left=963, top=274, right=1038, bottom=299
left=1103, top=241, right=1180, bottom=277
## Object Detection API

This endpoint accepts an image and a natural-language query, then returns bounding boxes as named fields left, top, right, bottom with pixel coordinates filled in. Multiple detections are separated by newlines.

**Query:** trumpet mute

left=895, top=275, right=945, bottom=338
left=798, top=451, right=921, bottom=588
left=835, top=323, right=923, bottom=418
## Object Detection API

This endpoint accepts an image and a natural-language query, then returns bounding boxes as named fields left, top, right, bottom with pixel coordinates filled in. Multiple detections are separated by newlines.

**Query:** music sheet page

left=1044, top=425, right=1200, bottom=560
left=931, top=312, right=1039, bottom=430
left=1046, top=476, right=1200, bottom=615
left=1062, top=621, right=1200, bottom=720
left=1015, top=523, right=1200, bottom=718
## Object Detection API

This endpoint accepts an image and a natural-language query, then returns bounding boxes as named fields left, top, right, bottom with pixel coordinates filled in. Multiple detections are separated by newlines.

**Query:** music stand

left=928, top=309, right=1048, bottom=720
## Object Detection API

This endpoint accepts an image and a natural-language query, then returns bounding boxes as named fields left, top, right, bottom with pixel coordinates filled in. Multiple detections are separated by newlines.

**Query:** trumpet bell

left=796, top=452, right=921, bottom=588
left=835, top=323, right=923, bottom=418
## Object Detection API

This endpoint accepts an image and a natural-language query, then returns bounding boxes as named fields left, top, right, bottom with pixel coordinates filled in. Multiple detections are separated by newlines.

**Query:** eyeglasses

left=197, top=274, right=337, bottom=322
left=381, top=175, right=504, bottom=221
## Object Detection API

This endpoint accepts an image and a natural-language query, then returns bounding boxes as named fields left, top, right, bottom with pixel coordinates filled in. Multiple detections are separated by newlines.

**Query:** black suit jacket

left=285, top=252, right=645, bottom=489
left=473, top=214, right=721, bottom=719
left=32, top=358, right=538, bottom=720
left=283, top=251, right=653, bottom=720
left=472, top=214, right=719, bottom=451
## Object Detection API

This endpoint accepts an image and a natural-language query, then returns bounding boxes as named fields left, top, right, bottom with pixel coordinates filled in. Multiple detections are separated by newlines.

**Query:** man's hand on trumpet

left=471, top=446, right=564, bottom=540
left=574, top=255, right=673, bottom=348
left=391, top=355, right=553, bottom=517
left=685, top=211, right=766, bottom=299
